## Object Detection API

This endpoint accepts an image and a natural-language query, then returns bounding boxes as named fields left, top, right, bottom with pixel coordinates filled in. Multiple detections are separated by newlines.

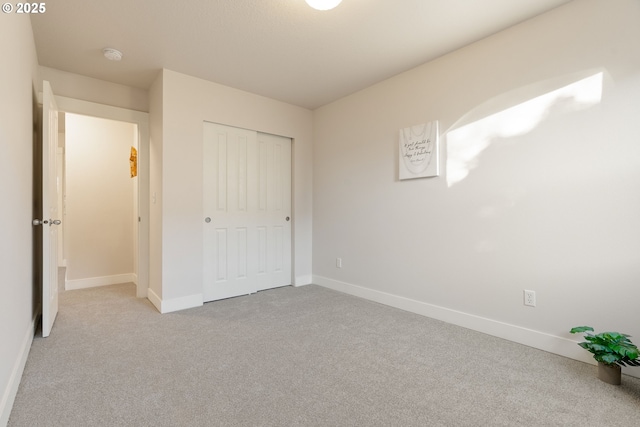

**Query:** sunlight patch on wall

left=446, top=72, right=603, bottom=187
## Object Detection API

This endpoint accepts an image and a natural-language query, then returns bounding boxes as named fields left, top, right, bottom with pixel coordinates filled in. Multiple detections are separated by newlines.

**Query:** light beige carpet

left=8, top=283, right=640, bottom=426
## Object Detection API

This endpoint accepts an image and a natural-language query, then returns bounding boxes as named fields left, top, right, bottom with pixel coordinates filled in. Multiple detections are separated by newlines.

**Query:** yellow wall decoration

left=130, top=146, right=137, bottom=178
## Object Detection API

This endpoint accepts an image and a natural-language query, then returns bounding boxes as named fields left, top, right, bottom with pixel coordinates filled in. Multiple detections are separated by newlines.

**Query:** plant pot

left=597, top=362, right=621, bottom=385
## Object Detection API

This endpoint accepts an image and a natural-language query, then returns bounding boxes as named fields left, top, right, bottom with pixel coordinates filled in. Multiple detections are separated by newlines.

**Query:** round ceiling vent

left=103, top=48, right=123, bottom=61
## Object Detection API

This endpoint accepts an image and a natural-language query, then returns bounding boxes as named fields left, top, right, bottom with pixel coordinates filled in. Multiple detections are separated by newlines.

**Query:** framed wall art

left=399, top=121, right=439, bottom=180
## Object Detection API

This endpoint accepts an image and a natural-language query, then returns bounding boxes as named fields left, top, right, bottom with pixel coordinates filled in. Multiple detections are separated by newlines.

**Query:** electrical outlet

left=524, top=290, right=536, bottom=307
left=336, top=258, right=342, bottom=268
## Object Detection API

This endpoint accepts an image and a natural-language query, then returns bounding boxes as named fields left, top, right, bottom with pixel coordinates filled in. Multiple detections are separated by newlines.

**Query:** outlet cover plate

left=524, top=290, right=536, bottom=307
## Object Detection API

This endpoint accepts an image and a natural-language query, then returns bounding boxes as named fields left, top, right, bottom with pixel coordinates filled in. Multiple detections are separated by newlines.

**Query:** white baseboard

left=65, top=273, right=136, bottom=290
left=0, top=312, right=37, bottom=427
left=147, top=288, right=162, bottom=312
left=312, top=276, right=640, bottom=379
left=147, top=288, right=203, bottom=314
left=294, top=274, right=313, bottom=287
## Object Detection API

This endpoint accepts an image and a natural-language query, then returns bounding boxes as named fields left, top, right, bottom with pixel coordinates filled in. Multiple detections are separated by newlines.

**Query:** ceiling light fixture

left=103, top=48, right=123, bottom=61
left=305, top=0, right=342, bottom=11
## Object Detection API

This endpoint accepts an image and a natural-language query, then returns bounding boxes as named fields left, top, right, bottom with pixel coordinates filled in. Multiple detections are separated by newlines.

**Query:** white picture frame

left=399, top=121, right=439, bottom=180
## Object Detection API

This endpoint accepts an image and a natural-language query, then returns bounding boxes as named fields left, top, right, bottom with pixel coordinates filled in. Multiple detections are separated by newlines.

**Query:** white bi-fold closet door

left=203, top=122, right=292, bottom=302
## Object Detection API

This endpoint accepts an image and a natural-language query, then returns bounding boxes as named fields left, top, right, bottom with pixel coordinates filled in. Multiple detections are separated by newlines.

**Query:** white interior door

left=56, top=146, right=65, bottom=268
left=41, top=81, right=60, bottom=337
left=254, top=132, right=292, bottom=291
left=203, top=122, right=292, bottom=302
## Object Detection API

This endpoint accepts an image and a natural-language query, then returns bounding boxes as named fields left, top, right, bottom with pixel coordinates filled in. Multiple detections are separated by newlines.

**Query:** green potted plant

left=570, top=326, right=640, bottom=385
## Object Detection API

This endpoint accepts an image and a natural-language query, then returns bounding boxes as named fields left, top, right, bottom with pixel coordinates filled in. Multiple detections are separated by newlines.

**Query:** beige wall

left=148, top=69, right=313, bottom=311
left=64, top=114, right=136, bottom=286
left=5, top=2, right=638, bottom=414
left=0, top=14, right=40, bottom=425
left=312, top=0, right=640, bottom=375
left=39, top=66, right=149, bottom=112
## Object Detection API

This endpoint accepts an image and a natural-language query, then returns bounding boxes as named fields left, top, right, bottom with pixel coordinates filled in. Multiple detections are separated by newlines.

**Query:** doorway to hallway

left=48, top=94, right=150, bottom=300
left=60, top=113, right=139, bottom=291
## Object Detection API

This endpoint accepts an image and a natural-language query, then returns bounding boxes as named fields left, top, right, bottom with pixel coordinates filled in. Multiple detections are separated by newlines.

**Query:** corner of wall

left=148, top=70, right=164, bottom=301
left=294, top=275, right=313, bottom=287
left=146, top=288, right=202, bottom=314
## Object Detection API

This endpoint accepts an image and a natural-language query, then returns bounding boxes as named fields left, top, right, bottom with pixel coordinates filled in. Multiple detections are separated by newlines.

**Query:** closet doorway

left=203, top=122, right=292, bottom=302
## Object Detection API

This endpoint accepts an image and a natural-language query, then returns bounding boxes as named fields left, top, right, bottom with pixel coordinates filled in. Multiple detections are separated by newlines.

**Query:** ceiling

left=31, top=0, right=572, bottom=110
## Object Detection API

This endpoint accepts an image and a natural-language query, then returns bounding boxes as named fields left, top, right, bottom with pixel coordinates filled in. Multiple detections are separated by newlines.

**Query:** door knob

left=205, top=217, right=211, bottom=223
left=51, top=220, right=61, bottom=225
left=286, top=217, right=290, bottom=221
left=33, top=219, right=48, bottom=226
